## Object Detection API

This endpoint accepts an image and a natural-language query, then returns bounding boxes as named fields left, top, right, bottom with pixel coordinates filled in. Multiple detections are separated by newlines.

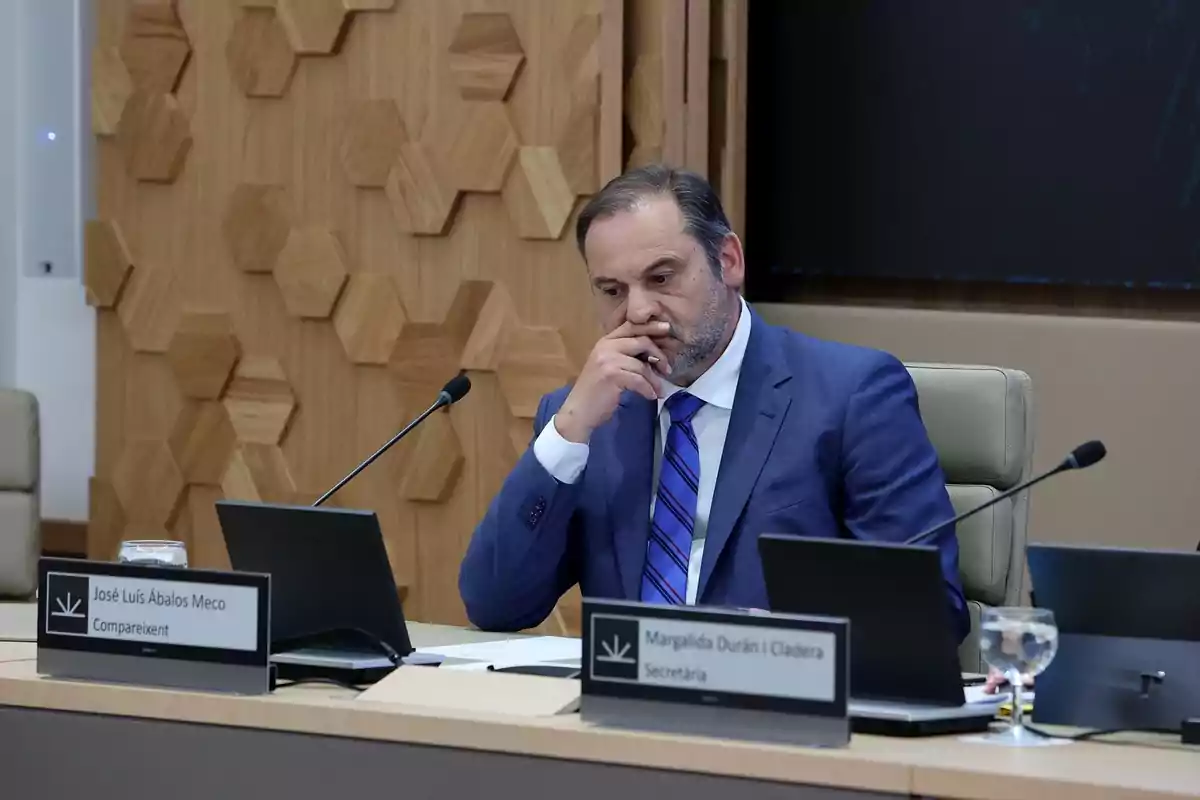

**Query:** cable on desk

left=1024, top=724, right=1182, bottom=742
left=274, top=676, right=368, bottom=692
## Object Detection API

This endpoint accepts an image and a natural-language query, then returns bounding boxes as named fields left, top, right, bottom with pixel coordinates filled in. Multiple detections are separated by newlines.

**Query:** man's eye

left=602, top=286, right=621, bottom=297
left=649, top=273, right=670, bottom=285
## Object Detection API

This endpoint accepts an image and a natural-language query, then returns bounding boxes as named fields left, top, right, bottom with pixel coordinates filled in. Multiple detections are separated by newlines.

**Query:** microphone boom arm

left=312, top=395, right=449, bottom=508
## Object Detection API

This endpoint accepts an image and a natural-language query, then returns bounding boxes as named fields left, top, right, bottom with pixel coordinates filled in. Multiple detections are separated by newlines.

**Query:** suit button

left=527, top=497, right=547, bottom=528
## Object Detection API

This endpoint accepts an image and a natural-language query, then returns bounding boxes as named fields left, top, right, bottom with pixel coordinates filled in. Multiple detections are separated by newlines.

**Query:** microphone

left=904, top=440, right=1107, bottom=546
left=312, top=374, right=472, bottom=507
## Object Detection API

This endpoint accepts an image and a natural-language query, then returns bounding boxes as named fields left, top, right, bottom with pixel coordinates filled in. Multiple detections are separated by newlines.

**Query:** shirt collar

left=657, top=296, right=751, bottom=414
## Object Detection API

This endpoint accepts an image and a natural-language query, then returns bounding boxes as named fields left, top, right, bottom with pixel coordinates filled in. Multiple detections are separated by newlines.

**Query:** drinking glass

left=117, top=539, right=189, bottom=568
left=976, top=606, right=1060, bottom=746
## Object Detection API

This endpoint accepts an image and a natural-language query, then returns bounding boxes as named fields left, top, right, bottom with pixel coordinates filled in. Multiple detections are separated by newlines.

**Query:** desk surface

left=1, top=602, right=1197, bottom=800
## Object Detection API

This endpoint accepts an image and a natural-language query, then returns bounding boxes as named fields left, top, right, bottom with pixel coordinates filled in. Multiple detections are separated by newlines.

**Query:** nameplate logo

left=38, top=557, right=270, bottom=667
left=582, top=600, right=848, bottom=717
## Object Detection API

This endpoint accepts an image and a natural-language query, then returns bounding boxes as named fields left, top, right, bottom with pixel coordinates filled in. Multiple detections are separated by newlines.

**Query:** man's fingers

left=610, top=336, right=670, bottom=373
left=613, top=359, right=661, bottom=400
left=604, top=320, right=672, bottom=341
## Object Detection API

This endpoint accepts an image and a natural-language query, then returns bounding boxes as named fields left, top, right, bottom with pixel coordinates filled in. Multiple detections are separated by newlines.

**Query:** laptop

left=1027, top=543, right=1200, bottom=732
left=215, top=500, right=415, bottom=682
left=758, top=534, right=998, bottom=735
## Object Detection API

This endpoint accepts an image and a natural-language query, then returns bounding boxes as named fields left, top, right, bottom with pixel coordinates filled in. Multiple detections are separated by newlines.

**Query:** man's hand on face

left=554, top=320, right=674, bottom=443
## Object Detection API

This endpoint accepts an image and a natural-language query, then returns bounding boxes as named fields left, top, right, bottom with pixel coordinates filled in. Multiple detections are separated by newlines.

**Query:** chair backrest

left=0, top=389, right=40, bottom=598
left=904, top=363, right=1034, bottom=671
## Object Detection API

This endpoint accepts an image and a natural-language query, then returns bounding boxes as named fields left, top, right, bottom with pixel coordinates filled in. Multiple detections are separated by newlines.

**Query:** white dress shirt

left=532, top=297, right=752, bottom=604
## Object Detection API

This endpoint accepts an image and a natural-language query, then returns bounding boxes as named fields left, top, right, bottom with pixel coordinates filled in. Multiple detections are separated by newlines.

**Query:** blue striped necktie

left=641, top=391, right=705, bottom=605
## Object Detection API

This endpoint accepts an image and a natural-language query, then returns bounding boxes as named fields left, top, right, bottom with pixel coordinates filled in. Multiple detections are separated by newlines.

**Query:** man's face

left=582, top=195, right=745, bottom=384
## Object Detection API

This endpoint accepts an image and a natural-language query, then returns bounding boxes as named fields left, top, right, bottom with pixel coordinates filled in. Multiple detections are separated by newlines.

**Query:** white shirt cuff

left=532, top=414, right=590, bottom=484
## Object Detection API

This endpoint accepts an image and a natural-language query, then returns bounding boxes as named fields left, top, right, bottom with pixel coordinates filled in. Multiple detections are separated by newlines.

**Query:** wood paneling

left=89, top=0, right=628, bottom=632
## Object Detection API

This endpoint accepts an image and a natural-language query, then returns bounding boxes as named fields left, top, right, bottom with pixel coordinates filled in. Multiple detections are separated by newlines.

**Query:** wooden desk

left=0, top=603, right=1196, bottom=800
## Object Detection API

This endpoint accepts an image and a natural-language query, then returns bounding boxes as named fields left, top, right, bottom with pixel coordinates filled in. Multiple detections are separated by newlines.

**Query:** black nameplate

left=37, top=557, right=270, bottom=669
left=582, top=599, right=849, bottom=719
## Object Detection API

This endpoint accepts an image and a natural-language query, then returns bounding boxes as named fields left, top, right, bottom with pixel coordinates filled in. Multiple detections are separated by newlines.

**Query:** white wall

left=9, top=0, right=94, bottom=521
left=0, top=3, right=18, bottom=390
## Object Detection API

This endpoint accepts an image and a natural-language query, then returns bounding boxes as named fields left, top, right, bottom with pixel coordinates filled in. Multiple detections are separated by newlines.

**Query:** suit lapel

left=697, top=317, right=792, bottom=600
left=604, top=393, right=656, bottom=599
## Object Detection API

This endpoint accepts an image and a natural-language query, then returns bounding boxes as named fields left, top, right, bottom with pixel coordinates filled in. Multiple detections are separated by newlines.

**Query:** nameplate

left=580, top=600, right=849, bottom=747
left=36, top=557, right=271, bottom=695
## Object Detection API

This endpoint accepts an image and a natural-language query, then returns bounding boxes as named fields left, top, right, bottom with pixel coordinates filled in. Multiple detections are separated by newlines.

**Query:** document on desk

left=416, top=636, right=581, bottom=670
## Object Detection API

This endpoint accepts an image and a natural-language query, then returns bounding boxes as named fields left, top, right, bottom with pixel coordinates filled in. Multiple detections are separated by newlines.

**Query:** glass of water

left=118, top=540, right=189, bottom=568
left=977, top=606, right=1059, bottom=746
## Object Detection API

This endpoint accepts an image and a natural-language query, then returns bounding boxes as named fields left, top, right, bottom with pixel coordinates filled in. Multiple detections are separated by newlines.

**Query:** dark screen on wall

left=744, top=0, right=1200, bottom=295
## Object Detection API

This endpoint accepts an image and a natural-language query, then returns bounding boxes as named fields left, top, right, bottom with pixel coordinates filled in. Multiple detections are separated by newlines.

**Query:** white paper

left=964, top=684, right=1015, bottom=705
left=415, top=636, right=582, bottom=665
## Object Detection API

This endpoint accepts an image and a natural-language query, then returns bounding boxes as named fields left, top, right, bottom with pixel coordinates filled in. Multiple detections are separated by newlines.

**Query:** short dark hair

left=574, top=164, right=733, bottom=273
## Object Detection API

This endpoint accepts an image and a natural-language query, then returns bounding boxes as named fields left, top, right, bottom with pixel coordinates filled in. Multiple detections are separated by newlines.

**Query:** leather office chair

left=0, top=389, right=40, bottom=598
left=904, top=363, right=1034, bottom=673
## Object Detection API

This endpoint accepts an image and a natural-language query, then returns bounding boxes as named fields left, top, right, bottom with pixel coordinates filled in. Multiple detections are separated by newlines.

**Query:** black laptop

left=215, top=500, right=414, bottom=673
left=758, top=534, right=992, bottom=735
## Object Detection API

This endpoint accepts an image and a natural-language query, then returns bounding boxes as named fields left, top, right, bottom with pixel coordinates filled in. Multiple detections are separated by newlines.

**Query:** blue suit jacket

left=459, top=309, right=969, bottom=642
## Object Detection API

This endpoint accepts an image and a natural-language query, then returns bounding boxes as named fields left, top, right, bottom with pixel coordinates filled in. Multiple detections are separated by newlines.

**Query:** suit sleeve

left=840, top=354, right=971, bottom=644
left=458, top=393, right=583, bottom=631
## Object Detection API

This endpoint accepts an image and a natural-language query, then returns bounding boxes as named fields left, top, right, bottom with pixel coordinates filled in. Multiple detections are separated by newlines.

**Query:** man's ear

left=719, top=232, right=746, bottom=289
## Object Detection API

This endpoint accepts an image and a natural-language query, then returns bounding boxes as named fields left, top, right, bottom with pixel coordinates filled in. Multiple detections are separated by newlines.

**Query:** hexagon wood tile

left=222, top=356, right=298, bottom=445
left=433, top=102, right=519, bottom=194
left=222, top=443, right=298, bottom=505
left=223, top=184, right=293, bottom=273
left=119, top=0, right=191, bottom=94
left=384, top=143, right=461, bottom=236
left=226, top=9, right=299, bottom=98
left=116, top=91, right=193, bottom=183
left=91, top=45, right=133, bottom=136
left=272, top=227, right=350, bottom=318
left=399, top=410, right=464, bottom=502
left=88, top=478, right=127, bottom=560
left=497, top=326, right=576, bottom=419
left=442, top=280, right=516, bottom=371
left=165, top=312, right=242, bottom=400
left=502, top=146, right=575, bottom=240
left=333, top=273, right=407, bottom=365
left=276, top=0, right=349, bottom=55
left=339, top=99, right=408, bottom=188
left=168, top=401, right=237, bottom=485
left=84, top=219, right=134, bottom=308
left=115, top=265, right=180, bottom=353
left=447, top=12, right=525, bottom=101
left=111, top=438, right=187, bottom=527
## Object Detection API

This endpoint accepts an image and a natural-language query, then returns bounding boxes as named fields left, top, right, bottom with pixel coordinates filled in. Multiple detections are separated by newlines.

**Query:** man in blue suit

left=459, top=164, right=968, bottom=643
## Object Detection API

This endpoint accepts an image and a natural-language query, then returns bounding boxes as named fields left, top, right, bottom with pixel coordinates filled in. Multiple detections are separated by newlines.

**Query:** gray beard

left=670, top=290, right=734, bottom=383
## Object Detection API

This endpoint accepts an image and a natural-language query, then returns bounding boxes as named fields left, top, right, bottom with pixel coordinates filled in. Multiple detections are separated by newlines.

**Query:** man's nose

left=626, top=288, right=658, bottom=324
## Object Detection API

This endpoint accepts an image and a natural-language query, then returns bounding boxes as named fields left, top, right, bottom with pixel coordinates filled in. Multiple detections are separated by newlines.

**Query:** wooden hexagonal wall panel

left=342, top=0, right=395, bottom=9
left=166, top=312, right=243, bottom=400
left=88, top=478, right=128, bottom=561
left=442, top=279, right=516, bottom=371
left=119, top=0, right=191, bottom=94
left=389, top=322, right=460, bottom=387
left=223, top=184, right=292, bottom=273
left=168, top=401, right=237, bottom=485
left=116, top=265, right=179, bottom=353
left=222, top=444, right=297, bottom=504
left=502, top=147, right=575, bottom=240
left=92, top=45, right=133, bottom=136
left=434, top=102, right=519, bottom=194
left=116, top=91, right=192, bottom=183
left=497, top=327, right=576, bottom=419
left=111, top=438, right=187, bottom=526
left=333, top=273, right=407, bottom=365
left=273, top=227, right=350, bottom=318
left=226, top=9, right=298, bottom=98
left=340, top=99, right=408, bottom=188
left=84, top=219, right=134, bottom=308
left=447, top=12, right=525, bottom=101
left=222, top=356, right=298, bottom=445
left=399, top=410, right=464, bottom=502
left=384, top=143, right=461, bottom=236
left=276, top=0, right=348, bottom=55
